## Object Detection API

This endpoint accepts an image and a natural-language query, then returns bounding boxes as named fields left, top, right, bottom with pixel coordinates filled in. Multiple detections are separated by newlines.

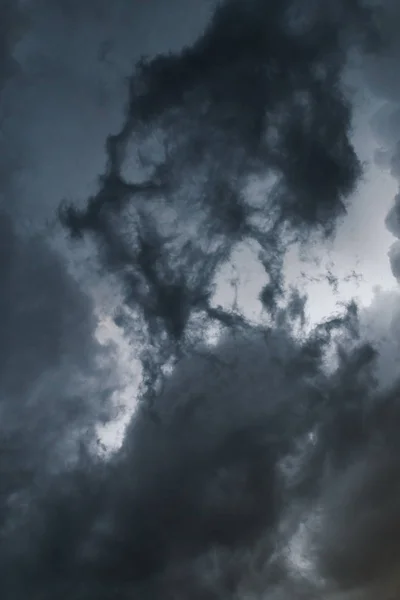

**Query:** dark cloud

left=0, top=0, right=215, bottom=227
left=362, top=0, right=400, bottom=279
left=0, top=0, right=29, bottom=194
left=0, top=212, right=123, bottom=596
left=4, top=1, right=400, bottom=600
left=0, top=0, right=120, bottom=487
left=0, top=0, right=25, bottom=84
left=0, top=210, right=121, bottom=482
left=5, top=314, right=400, bottom=599
left=61, top=0, right=375, bottom=374
left=360, top=288, right=400, bottom=388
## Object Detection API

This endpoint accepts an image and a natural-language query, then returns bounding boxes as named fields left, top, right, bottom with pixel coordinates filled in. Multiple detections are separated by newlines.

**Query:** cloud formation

left=4, top=1, right=400, bottom=599
left=0, top=208, right=124, bottom=509
left=0, top=9, right=122, bottom=575
left=362, top=0, right=400, bottom=278
left=6, top=316, right=400, bottom=599
left=61, top=0, right=375, bottom=368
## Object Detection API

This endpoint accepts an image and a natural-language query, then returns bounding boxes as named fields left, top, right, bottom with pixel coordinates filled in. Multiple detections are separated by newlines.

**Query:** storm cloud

left=362, top=0, right=400, bottom=278
left=61, top=0, right=375, bottom=367
left=5, top=316, right=400, bottom=600
left=3, top=1, right=400, bottom=599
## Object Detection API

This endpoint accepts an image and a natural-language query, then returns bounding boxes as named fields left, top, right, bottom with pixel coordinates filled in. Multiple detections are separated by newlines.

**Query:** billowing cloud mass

left=362, top=0, right=400, bottom=277
left=61, top=0, right=373, bottom=348
left=3, top=0, right=400, bottom=599
left=0, top=211, right=130, bottom=593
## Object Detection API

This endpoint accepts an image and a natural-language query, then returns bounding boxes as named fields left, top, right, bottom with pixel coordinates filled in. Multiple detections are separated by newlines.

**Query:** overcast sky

left=3, top=1, right=400, bottom=599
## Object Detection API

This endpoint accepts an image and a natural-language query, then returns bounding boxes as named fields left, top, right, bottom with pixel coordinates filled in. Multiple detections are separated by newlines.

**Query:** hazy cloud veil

left=2, top=1, right=400, bottom=598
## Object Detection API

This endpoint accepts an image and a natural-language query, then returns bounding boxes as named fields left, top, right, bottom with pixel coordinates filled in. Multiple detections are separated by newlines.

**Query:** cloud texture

left=3, top=1, right=400, bottom=599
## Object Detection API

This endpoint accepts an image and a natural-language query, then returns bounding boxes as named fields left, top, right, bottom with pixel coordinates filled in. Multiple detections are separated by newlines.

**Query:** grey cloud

left=360, top=288, right=400, bottom=387
left=362, top=0, right=400, bottom=278
left=4, top=1, right=400, bottom=600
left=61, top=0, right=374, bottom=383
left=2, top=0, right=215, bottom=227
left=0, top=211, right=120, bottom=471
left=0, top=211, right=124, bottom=598
left=0, top=0, right=25, bottom=84
left=5, top=316, right=400, bottom=599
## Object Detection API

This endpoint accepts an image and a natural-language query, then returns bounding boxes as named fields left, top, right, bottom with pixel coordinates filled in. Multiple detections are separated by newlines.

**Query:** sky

left=3, top=0, right=400, bottom=598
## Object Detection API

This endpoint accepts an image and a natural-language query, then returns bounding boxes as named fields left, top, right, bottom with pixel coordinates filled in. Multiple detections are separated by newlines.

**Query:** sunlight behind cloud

left=94, top=314, right=142, bottom=453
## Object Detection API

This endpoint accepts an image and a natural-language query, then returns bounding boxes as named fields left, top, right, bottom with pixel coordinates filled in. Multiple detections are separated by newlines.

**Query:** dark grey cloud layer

left=362, top=0, right=400, bottom=278
left=62, top=0, right=377, bottom=381
left=1, top=0, right=215, bottom=229
left=3, top=1, right=400, bottom=599
left=0, top=5, right=122, bottom=587
left=0, top=211, right=130, bottom=597
left=5, top=317, right=400, bottom=600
